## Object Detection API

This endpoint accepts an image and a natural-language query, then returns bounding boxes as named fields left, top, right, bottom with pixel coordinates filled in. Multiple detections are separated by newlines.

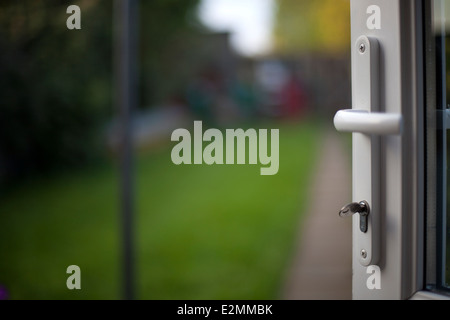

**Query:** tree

left=0, top=0, right=113, bottom=182
left=273, top=0, right=350, bottom=54
left=0, top=0, right=201, bottom=183
left=138, top=0, right=201, bottom=106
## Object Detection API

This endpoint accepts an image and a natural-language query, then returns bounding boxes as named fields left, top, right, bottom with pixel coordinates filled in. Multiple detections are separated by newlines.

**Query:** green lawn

left=0, top=120, right=321, bottom=300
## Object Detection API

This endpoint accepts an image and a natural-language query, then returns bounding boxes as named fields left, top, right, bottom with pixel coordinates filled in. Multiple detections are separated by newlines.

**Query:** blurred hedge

left=0, top=0, right=113, bottom=182
left=0, top=0, right=200, bottom=184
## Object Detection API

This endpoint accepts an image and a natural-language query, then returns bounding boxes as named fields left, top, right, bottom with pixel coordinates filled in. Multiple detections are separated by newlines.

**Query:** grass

left=0, top=119, right=322, bottom=300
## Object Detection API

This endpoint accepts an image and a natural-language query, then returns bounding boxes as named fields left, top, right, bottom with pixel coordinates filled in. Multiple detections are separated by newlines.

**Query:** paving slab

left=282, top=131, right=352, bottom=300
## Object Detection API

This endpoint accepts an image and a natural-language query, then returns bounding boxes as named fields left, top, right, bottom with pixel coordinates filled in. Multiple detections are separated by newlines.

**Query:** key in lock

left=339, top=200, right=370, bottom=233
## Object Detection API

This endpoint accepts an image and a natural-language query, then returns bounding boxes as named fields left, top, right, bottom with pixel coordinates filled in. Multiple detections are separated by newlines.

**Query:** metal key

left=339, top=200, right=370, bottom=233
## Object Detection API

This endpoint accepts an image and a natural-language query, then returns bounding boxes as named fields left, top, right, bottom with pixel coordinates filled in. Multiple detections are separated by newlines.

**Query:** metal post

left=114, top=0, right=138, bottom=300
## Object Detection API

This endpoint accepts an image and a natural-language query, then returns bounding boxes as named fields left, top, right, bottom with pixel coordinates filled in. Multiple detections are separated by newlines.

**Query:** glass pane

left=435, top=0, right=450, bottom=289
left=447, top=130, right=450, bottom=287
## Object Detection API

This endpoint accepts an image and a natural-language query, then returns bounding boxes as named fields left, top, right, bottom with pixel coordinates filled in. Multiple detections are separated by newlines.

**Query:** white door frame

left=338, top=0, right=426, bottom=299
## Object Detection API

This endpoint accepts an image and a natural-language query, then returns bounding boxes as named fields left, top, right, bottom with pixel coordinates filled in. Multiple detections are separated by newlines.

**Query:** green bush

left=0, top=0, right=201, bottom=183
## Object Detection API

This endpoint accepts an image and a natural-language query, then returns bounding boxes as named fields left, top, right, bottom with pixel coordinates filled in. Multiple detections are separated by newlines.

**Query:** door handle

left=334, top=109, right=403, bottom=135
left=333, top=35, right=403, bottom=266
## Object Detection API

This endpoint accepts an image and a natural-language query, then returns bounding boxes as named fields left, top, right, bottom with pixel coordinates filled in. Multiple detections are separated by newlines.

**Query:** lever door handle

left=334, top=109, right=403, bottom=135
left=334, top=35, right=390, bottom=267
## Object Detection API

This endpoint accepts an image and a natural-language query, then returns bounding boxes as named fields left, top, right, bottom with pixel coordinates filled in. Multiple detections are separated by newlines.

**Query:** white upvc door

left=335, top=0, right=450, bottom=299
